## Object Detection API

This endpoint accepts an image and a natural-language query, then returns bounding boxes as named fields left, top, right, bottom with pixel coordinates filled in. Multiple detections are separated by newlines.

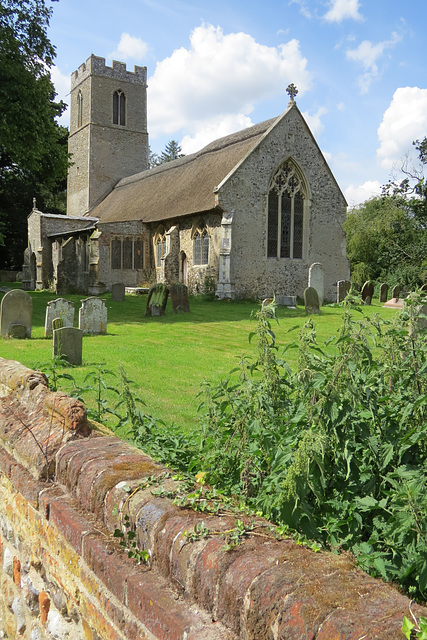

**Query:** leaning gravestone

left=78, top=297, right=107, bottom=334
left=169, top=283, right=190, bottom=313
left=379, top=283, right=389, bottom=303
left=145, top=283, right=169, bottom=317
left=304, top=286, right=320, bottom=314
left=53, top=327, right=83, bottom=365
left=111, top=283, right=125, bottom=302
left=44, top=298, right=75, bottom=337
left=391, top=285, right=400, bottom=300
left=337, top=280, right=351, bottom=303
left=308, top=263, right=324, bottom=306
left=0, top=289, right=32, bottom=338
left=361, top=281, right=374, bottom=303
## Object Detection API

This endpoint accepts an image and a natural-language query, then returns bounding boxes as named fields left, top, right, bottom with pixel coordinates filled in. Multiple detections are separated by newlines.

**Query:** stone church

left=24, top=54, right=349, bottom=300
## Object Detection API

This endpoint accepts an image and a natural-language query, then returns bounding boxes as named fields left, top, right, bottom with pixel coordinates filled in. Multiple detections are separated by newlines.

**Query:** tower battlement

left=71, top=55, right=147, bottom=89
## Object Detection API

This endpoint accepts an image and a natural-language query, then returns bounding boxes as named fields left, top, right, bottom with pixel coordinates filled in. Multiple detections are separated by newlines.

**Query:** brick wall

left=0, top=357, right=425, bottom=639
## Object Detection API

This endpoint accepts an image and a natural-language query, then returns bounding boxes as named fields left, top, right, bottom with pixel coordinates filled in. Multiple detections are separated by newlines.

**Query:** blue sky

left=48, top=0, right=427, bottom=206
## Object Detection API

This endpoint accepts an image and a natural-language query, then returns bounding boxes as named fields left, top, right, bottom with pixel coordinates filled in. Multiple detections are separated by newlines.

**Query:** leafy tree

left=158, top=140, right=184, bottom=164
left=0, top=0, right=69, bottom=269
left=343, top=195, right=427, bottom=287
left=344, top=138, right=427, bottom=288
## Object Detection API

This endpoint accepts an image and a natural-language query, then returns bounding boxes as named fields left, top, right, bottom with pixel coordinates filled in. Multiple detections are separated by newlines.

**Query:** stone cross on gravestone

left=286, top=83, right=298, bottom=102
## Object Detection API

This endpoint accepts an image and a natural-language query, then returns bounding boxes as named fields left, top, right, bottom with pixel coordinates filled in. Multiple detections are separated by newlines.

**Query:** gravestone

left=111, top=283, right=125, bottom=302
left=145, top=283, right=169, bottom=317
left=391, top=285, right=400, bottom=300
left=52, top=317, right=64, bottom=331
left=44, top=298, right=75, bottom=337
left=169, top=283, right=190, bottom=313
left=308, top=263, right=324, bottom=306
left=379, top=283, right=389, bottom=303
left=275, top=294, right=297, bottom=307
left=361, top=281, right=374, bottom=303
left=78, top=297, right=107, bottom=334
left=0, top=289, right=32, bottom=338
left=53, top=327, right=83, bottom=365
left=364, top=295, right=372, bottom=306
left=304, top=286, right=320, bottom=314
left=337, top=280, right=351, bottom=303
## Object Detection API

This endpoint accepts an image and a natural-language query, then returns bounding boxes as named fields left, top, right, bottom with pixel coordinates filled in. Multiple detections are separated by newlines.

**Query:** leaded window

left=111, top=236, right=145, bottom=270
left=267, top=160, right=305, bottom=259
left=194, top=230, right=209, bottom=265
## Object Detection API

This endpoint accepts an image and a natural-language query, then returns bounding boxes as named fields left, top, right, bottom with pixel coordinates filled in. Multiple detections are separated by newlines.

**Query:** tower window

left=77, top=90, right=83, bottom=128
left=113, top=90, right=126, bottom=126
left=267, top=160, right=306, bottom=259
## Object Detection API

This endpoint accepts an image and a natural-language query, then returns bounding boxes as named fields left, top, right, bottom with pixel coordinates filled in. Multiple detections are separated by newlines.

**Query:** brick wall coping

left=0, top=356, right=426, bottom=639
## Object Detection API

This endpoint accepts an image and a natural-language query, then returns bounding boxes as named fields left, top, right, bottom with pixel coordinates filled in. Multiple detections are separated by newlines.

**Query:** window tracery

left=267, top=160, right=306, bottom=259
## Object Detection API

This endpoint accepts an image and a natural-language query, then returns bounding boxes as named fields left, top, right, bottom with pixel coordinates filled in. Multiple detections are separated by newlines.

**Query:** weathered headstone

left=44, top=298, right=75, bottom=337
left=379, top=283, right=389, bottom=303
left=364, top=295, right=372, bottom=306
left=391, top=285, right=400, bottom=300
left=308, top=263, right=324, bottom=306
left=53, top=327, right=83, bottom=365
left=169, top=283, right=190, bottom=313
left=337, top=280, right=351, bottom=303
left=304, top=286, right=320, bottom=314
left=52, top=317, right=64, bottom=331
left=78, top=297, right=107, bottom=334
left=275, top=294, right=297, bottom=307
left=0, top=289, right=32, bottom=338
left=111, top=282, right=125, bottom=302
left=145, top=283, right=169, bottom=317
left=361, top=281, right=374, bottom=303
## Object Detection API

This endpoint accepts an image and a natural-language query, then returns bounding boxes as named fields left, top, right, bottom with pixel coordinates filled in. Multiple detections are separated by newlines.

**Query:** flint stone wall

left=0, top=357, right=424, bottom=640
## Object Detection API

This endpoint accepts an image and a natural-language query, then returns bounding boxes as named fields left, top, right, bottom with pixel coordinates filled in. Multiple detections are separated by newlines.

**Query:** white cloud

left=51, top=66, right=71, bottom=127
left=344, top=180, right=382, bottom=207
left=302, top=107, right=327, bottom=137
left=180, top=114, right=254, bottom=155
left=148, top=23, right=312, bottom=142
left=346, top=32, right=402, bottom=93
left=323, top=0, right=363, bottom=23
left=110, top=33, right=148, bottom=62
left=290, top=0, right=312, bottom=19
left=377, top=86, right=427, bottom=169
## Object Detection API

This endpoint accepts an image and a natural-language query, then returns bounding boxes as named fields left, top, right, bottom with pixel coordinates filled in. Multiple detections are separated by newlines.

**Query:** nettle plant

left=197, top=294, right=427, bottom=601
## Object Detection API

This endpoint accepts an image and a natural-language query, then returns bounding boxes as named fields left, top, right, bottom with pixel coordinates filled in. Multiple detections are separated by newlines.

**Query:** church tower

left=67, top=55, right=149, bottom=217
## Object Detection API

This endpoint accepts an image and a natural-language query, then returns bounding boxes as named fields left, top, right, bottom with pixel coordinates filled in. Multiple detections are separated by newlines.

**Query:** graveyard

left=0, top=282, right=399, bottom=432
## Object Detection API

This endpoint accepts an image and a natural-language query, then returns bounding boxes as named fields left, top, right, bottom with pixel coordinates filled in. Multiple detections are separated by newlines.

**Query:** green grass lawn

left=0, top=284, right=399, bottom=433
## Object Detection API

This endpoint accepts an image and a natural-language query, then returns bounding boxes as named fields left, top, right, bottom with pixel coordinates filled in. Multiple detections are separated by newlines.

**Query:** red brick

left=82, top=532, right=140, bottom=603
left=48, top=497, right=95, bottom=554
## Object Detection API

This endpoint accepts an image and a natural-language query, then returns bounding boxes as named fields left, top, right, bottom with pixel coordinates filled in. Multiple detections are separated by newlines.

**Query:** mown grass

left=0, top=284, right=398, bottom=433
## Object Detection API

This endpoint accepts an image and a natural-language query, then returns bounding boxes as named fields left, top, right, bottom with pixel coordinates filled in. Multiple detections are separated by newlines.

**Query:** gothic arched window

left=267, top=160, right=306, bottom=259
left=193, top=229, right=209, bottom=265
left=113, top=90, right=126, bottom=126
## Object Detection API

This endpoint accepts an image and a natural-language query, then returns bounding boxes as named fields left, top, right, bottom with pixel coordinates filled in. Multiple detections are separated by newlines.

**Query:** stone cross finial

left=286, top=83, right=298, bottom=102
left=33, top=197, right=37, bottom=210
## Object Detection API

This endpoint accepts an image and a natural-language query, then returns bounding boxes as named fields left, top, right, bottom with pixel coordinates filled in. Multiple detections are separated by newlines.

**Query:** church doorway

left=180, top=252, right=188, bottom=285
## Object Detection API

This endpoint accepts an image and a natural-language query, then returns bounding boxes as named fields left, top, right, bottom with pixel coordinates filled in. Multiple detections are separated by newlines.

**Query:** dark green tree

left=344, top=137, right=427, bottom=288
left=0, top=0, right=69, bottom=269
left=158, top=140, right=184, bottom=164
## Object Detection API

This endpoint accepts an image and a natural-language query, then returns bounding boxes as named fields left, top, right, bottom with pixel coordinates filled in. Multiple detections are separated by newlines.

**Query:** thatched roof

left=89, top=115, right=281, bottom=224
